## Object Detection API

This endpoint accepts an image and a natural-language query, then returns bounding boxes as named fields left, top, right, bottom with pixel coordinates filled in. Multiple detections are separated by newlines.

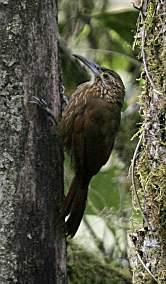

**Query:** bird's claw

left=29, top=96, right=57, bottom=125
left=30, top=96, right=48, bottom=110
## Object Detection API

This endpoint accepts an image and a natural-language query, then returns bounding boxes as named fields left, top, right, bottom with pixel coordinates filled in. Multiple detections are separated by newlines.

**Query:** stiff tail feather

left=62, top=176, right=79, bottom=217
left=63, top=175, right=89, bottom=237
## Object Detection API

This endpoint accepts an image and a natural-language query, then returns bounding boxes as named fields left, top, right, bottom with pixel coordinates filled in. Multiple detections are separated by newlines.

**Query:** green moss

left=132, top=1, right=166, bottom=282
left=68, top=242, right=131, bottom=284
left=145, top=2, right=156, bottom=30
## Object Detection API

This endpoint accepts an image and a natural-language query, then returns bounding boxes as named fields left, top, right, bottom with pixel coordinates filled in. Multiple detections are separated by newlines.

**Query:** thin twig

left=84, top=216, right=106, bottom=257
left=130, top=236, right=159, bottom=283
left=131, top=132, right=153, bottom=230
left=140, top=12, right=162, bottom=95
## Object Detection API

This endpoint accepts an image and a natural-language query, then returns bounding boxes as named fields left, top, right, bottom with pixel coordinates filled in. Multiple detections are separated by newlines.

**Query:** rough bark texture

left=131, top=0, right=166, bottom=283
left=0, top=0, right=67, bottom=283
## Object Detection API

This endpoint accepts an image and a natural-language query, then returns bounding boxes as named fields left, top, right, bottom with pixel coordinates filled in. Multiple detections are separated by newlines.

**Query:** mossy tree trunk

left=131, top=0, right=166, bottom=283
left=0, top=0, right=67, bottom=283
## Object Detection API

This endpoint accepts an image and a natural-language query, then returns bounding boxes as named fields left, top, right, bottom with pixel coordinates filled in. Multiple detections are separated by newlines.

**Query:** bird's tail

left=63, top=175, right=89, bottom=237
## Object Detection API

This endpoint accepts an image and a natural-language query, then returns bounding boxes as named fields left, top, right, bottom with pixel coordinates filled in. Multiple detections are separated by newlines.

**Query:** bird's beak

left=73, top=54, right=101, bottom=77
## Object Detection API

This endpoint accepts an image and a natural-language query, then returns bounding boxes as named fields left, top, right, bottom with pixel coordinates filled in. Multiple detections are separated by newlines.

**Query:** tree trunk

left=0, top=1, right=67, bottom=283
left=131, top=0, right=166, bottom=283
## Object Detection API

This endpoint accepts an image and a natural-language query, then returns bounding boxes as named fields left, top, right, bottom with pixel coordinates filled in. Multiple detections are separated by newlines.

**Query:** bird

left=60, top=54, right=125, bottom=237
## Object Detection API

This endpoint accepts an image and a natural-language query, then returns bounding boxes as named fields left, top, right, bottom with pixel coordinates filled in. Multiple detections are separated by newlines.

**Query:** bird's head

left=73, top=54, right=124, bottom=91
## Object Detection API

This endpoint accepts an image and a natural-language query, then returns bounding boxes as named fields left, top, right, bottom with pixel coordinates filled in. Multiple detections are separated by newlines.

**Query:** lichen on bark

left=0, top=2, right=24, bottom=282
left=130, top=0, right=166, bottom=283
left=0, top=1, right=67, bottom=283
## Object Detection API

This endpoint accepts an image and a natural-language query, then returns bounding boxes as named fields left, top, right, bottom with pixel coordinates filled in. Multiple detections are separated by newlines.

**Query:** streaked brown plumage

left=60, top=55, right=125, bottom=237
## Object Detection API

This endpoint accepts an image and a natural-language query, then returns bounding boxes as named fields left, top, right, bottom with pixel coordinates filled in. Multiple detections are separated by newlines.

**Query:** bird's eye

left=102, top=73, right=109, bottom=79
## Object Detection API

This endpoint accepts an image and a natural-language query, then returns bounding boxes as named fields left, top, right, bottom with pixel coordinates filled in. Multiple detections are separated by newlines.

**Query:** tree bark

left=131, top=0, right=166, bottom=283
left=0, top=0, right=67, bottom=283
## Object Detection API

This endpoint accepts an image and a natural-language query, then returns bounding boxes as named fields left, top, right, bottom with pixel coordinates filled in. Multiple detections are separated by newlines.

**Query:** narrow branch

left=84, top=216, right=106, bottom=257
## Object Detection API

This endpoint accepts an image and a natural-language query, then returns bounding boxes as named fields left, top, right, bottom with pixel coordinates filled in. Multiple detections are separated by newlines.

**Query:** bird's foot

left=30, top=96, right=57, bottom=125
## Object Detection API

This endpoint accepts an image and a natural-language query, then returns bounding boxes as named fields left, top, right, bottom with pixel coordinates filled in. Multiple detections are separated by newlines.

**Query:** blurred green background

left=59, top=0, right=141, bottom=270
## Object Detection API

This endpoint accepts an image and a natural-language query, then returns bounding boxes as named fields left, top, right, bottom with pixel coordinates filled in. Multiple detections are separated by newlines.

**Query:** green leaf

left=93, top=10, right=139, bottom=44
